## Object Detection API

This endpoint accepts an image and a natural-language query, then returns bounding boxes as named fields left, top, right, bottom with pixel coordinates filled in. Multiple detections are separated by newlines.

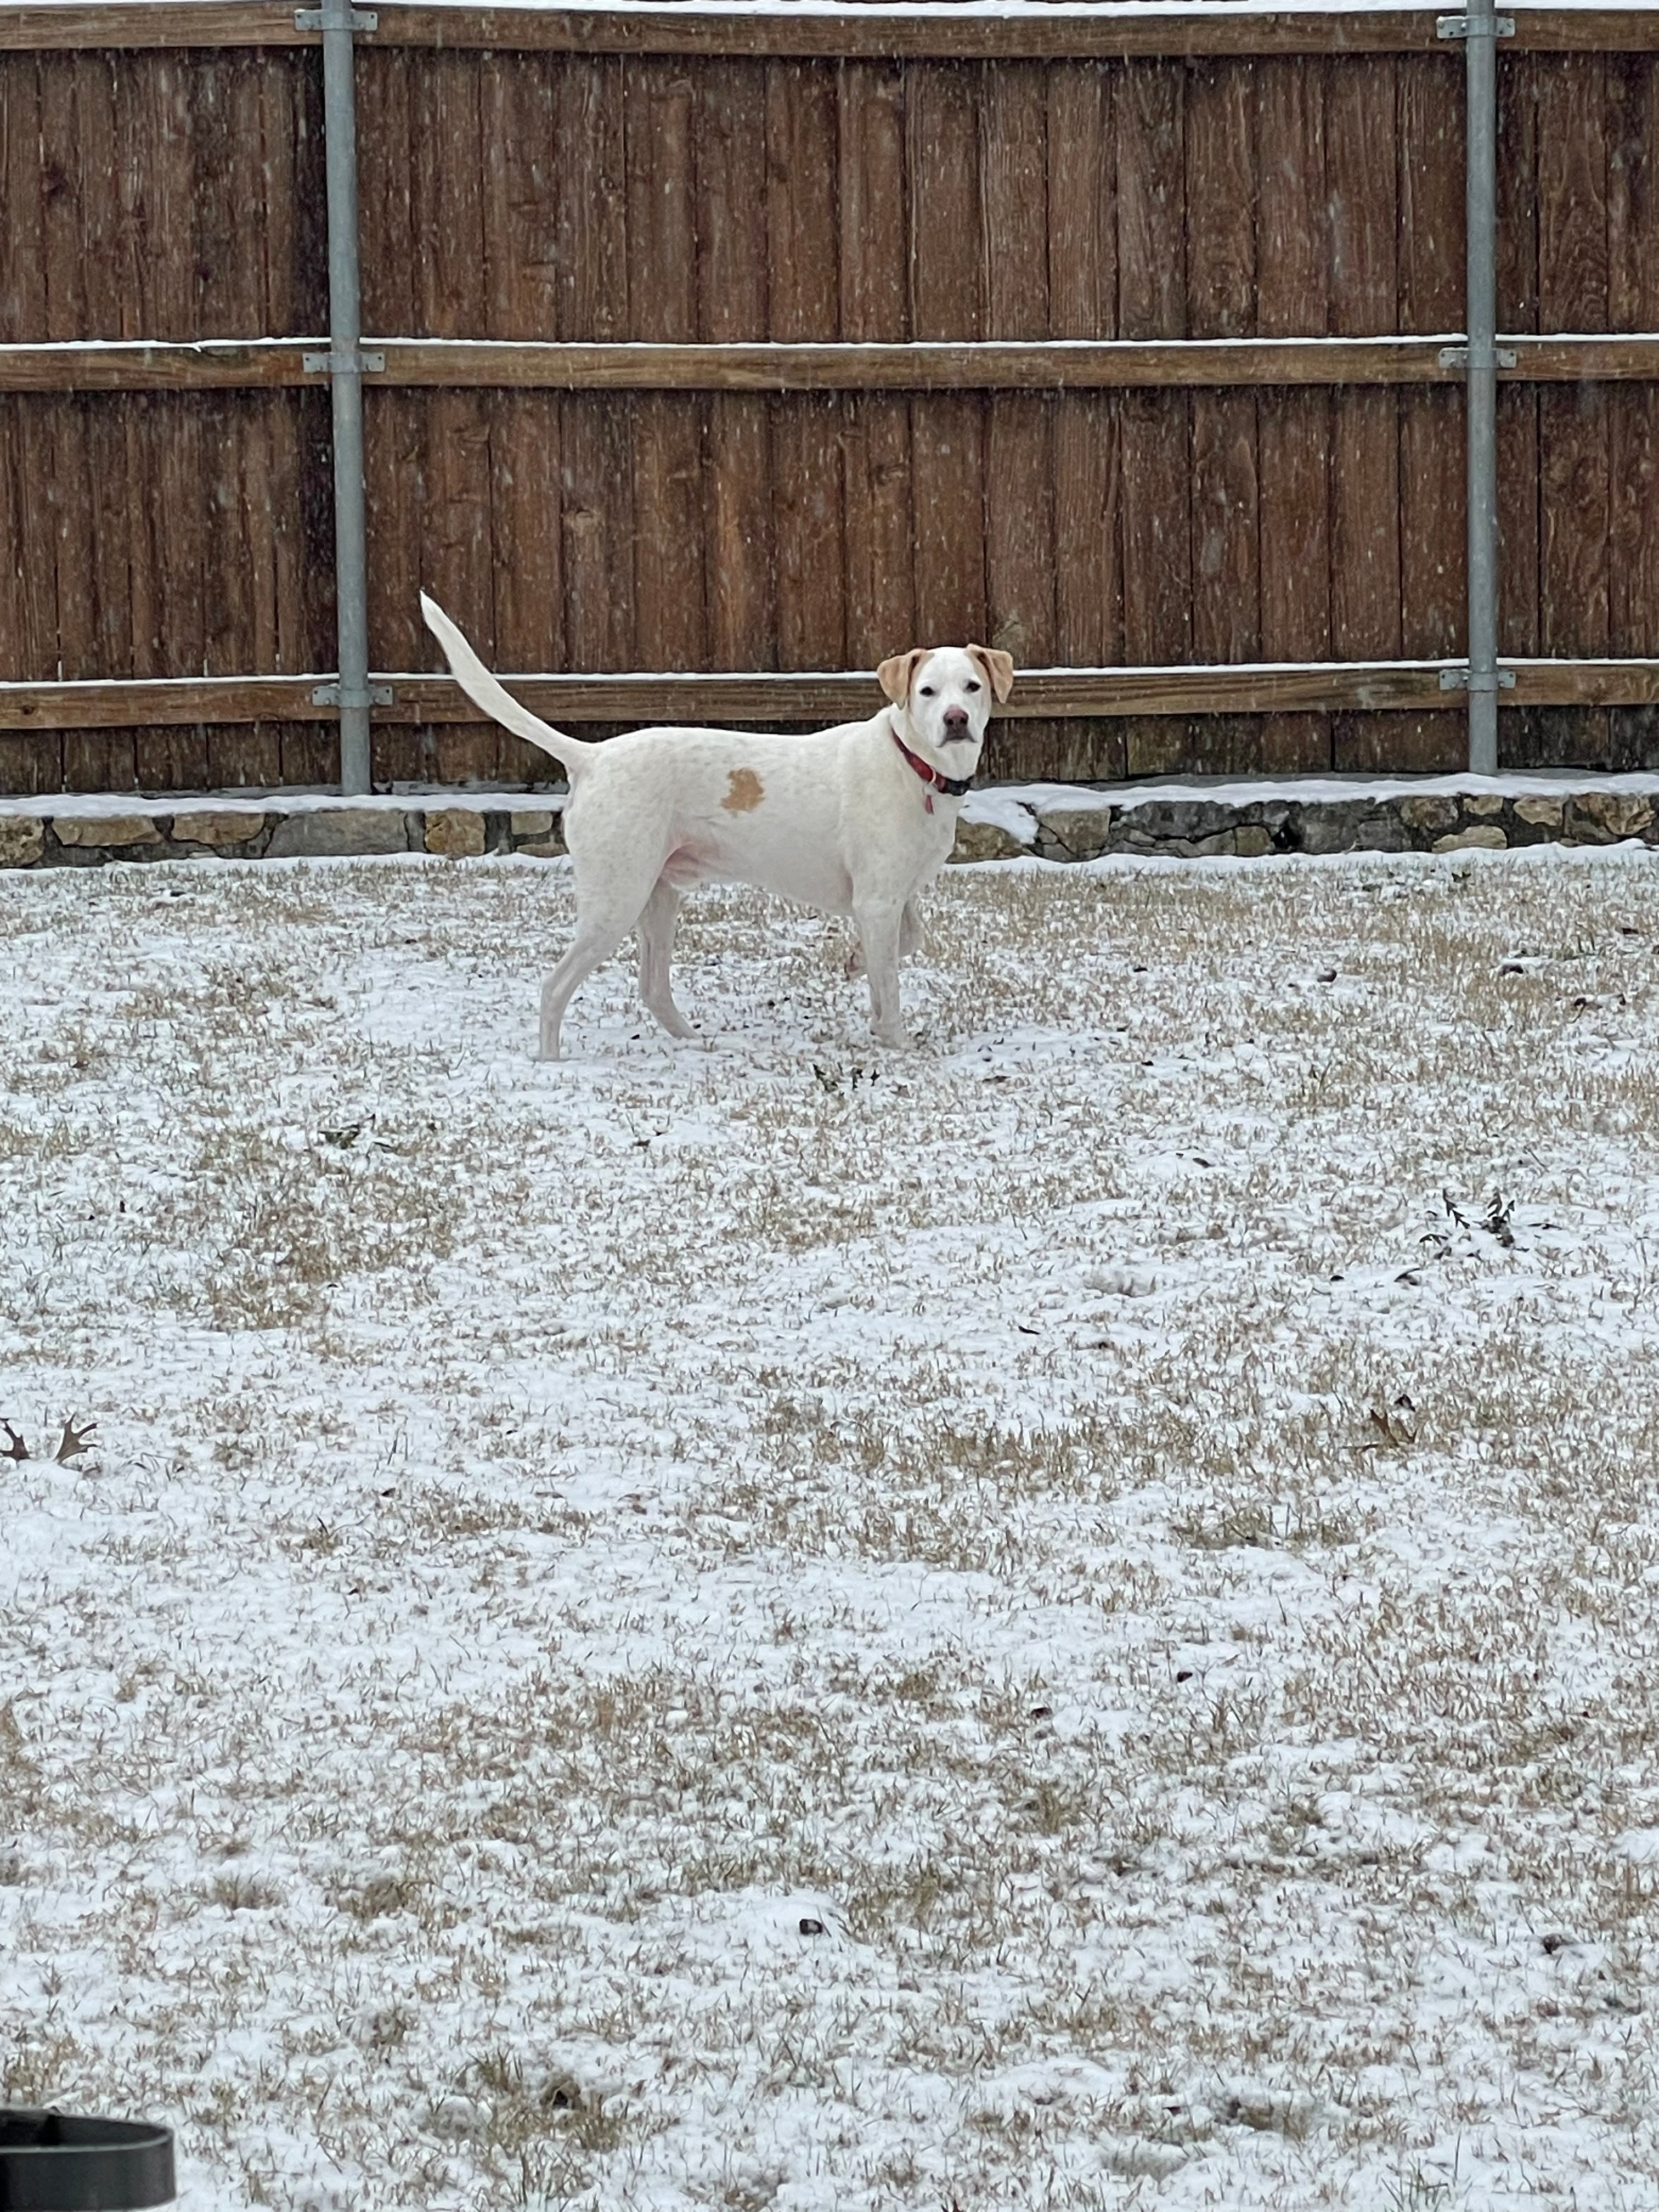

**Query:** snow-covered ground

left=3, top=844, right=1658, bottom=2211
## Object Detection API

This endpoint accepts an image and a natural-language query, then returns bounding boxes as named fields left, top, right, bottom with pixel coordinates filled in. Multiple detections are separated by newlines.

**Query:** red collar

left=890, top=718, right=973, bottom=800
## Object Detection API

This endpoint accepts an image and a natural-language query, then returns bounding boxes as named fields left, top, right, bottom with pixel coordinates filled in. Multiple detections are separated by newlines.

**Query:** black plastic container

left=0, top=2111, right=175, bottom=2211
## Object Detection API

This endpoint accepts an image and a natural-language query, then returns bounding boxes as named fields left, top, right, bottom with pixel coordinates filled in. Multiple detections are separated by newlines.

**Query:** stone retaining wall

left=0, top=804, right=567, bottom=871
left=3, top=783, right=1657, bottom=873
left=960, top=785, right=1659, bottom=864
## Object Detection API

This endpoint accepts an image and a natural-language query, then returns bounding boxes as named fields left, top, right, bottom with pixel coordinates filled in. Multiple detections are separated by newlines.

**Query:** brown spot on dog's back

left=722, top=768, right=765, bottom=813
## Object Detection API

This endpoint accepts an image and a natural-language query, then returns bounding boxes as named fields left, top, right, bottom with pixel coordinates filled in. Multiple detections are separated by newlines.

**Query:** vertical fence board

left=1054, top=394, right=1122, bottom=670
left=709, top=392, right=775, bottom=668
left=1498, top=385, right=1541, bottom=655
left=766, top=60, right=839, bottom=341
left=1, top=60, right=46, bottom=342
left=417, top=55, right=488, bottom=338
left=698, top=60, right=769, bottom=341
left=909, top=64, right=982, bottom=342
left=986, top=394, right=1056, bottom=667
left=359, top=50, right=415, bottom=334
left=1189, top=394, right=1260, bottom=664
left=1538, top=57, right=1609, bottom=330
left=1047, top=63, right=1113, bottom=339
left=561, top=398, right=637, bottom=670
left=554, top=58, right=627, bottom=341
left=774, top=394, right=847, bottom=668
left=488, top=391, right=564, bottom=672
left=1397, top=54, right=1464, bottom=333
left=1610, top=386, right=1659, bottom=654
left=1116, top=60, right=1185, bottom=340
left=839, top=61, right=908, bottom=342
left=844, top=394, right=914, bottom=665
left=910, top=394, right=985, bottom=647
left=482, top=54, right=558, bottom=341
left=981, top=61, right=1048, bottom=341
left=1498, top=53, right=1541, bottom=332
left=1184, top=60, right=1254, bottom=338
left=1541, top=386, right=1611, bottom=655
left=1400, top=390, right=1465, bottom=657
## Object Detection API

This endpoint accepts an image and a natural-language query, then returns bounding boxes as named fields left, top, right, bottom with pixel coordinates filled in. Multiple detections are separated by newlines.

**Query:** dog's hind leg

left=636, top=879, right=695, bottom=1039
left=539, top=874, right=656, bottom=1059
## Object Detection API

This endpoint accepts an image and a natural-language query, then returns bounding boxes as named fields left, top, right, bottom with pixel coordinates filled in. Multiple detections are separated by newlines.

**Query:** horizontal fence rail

left=7, top=337, right=1659, bottom=391
left=6, top=660, right=1659, bottom=732
left=5, top=2, right=1659, bottom=54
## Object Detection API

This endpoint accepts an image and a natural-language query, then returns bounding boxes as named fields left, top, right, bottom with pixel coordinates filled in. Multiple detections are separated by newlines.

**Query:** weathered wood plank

left=985, top=393, right=1056, bottom=667
left=1498, top=382, right=1541, bottom=653
left=482, top=50, right=559, bottom=341
left=697, top=58, right=769, bottom=341
left=1610, top=385, right=1659, bottom=655
left=1400, top=388, right=1465, bottom=656
left=1541, top=383, right=1611, bottom=654
left=1396, top=51, right=1464, bottom=333
left=1190, top=392, right=1261, bottom=662
left=10, top=660, right=1659, bottom=733
left=909, top=63, right=983, bottom=341
left=358, top=48, right=416, bottom=335
left=1498, top=50, right=1541, bottom=334
left=773, top=395, right=847, bottom=668
left=843, top=394, right=914, bottom=664
left=1053, top=394, right=1122, bottom=669
left=1116, top=60, right=1186, bottom=341
left=838, top=60, right=909, bottom=342
left=1047, top=61, right=1114, bottom=340
left=707, top=391, right=775, bottom=668
left=909, top=395, right=986, bottom=645
left=1537, top=54, right=1609, bottom=330
left=5, top=5, right=1657, bottom=60
left=765, top=58, right=840, bottom=341
left=555, top=55, right=627, bottom=340
left=9, top=335, right=1659, bottom=394
left=981, top=60, right=1048, bottom=341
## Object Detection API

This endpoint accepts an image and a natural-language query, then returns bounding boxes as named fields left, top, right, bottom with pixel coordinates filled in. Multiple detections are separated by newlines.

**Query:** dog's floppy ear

left=877, top=648, right=930, bottom=708
left=967, top=644, right=1015, bottom=704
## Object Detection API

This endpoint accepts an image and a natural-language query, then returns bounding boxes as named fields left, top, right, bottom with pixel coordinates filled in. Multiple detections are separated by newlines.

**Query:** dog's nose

left=943, top=707, right=970, bottom=735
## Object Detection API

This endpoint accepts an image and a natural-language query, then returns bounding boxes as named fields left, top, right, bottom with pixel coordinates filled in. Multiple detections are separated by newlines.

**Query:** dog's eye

left=919, top=685, right=936, bottom=697
left=965, top=680, right=981, bottom=693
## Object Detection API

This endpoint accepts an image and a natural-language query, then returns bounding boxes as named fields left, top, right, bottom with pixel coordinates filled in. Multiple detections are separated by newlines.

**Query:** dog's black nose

left=944, top=707, right=970, bottom=735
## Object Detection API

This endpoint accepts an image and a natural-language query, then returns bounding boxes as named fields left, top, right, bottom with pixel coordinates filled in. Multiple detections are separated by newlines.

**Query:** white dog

left=420, top=594, right=1014, bottom=1058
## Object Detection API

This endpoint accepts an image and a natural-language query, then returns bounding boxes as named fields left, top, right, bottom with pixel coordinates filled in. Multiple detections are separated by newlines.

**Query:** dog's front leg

left=844, top=898, right=927, bottom=979
left=853, top=896, right=909, bottom=1047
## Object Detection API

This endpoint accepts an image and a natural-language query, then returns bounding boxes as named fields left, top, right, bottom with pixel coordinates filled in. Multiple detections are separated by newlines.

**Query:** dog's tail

left=420, top=592, right=592, bottom=776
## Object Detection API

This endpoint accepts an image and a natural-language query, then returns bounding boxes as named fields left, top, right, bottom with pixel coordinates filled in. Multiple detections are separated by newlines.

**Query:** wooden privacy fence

left=3, top=0, right=1659, bottom=795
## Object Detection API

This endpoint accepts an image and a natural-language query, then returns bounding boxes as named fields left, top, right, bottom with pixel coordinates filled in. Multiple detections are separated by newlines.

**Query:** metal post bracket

left=296, top=8, right=377, bottom=28
left=312, top=682, right=393, bottom=709
left=302, top=349, right=385, bottom=376
left=1439, top=667, right=1517, bottom=692
left=1438, top=343, right=1518, bottom=370
left=1437, top=13, right=1515, bottom=33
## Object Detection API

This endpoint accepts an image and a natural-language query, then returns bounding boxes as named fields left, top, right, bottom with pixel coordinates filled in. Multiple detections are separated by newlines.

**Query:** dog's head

left=877, top=645, right=1013, bottom=763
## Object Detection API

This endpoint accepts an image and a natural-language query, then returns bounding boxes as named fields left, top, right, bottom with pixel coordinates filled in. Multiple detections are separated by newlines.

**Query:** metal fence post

left=300, top=0, right=385, bottom=795
left=1440, top=0, right=1515, bottom=774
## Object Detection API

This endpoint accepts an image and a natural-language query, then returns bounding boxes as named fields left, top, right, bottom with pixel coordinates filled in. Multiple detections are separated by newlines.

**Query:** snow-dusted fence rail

left=2, top=1, right=1658, bottom=797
